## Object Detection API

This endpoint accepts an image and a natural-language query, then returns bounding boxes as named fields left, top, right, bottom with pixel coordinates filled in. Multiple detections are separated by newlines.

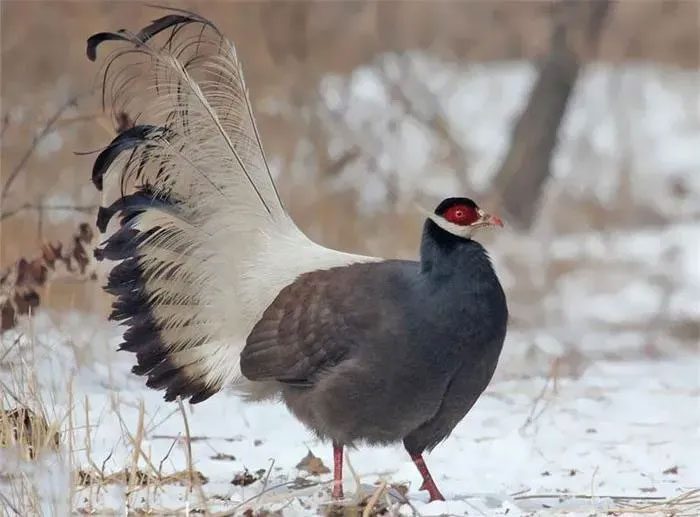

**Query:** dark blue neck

left=416, top=219, right=508, bottom=362
left=419, top=219, right=492, bottom=280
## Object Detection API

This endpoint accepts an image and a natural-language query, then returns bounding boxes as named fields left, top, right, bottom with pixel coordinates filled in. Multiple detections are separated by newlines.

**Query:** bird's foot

left=410, top=452, right=446, bottom=502
left=419, top=479, right=445, bottom=502
left=332, top=481, right=344, bottom=500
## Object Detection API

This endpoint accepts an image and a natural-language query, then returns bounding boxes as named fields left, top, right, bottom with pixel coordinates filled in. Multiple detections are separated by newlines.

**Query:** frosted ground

left=2, top=315, right=697, bottom=516
left=2, top=56, right=699, bottom=515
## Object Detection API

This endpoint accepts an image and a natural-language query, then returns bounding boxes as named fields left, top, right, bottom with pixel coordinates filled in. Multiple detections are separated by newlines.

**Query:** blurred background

left=2, top=0, right=698, bottom=370
left=0, top=1, right=699, bottom=513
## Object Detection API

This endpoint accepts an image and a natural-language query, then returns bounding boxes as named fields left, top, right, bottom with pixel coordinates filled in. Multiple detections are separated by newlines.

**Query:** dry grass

left=0, top=331, right=61, bottom=462
left=510, top=490, right=700, bottom=517
left=1, top=316, right=698, bottom=516
left=0, top=406, right=60, bottom=460
left=613, top=488, right=700, bottom=516
left=0, top=316, right=214, bottom=515
left=0, top=320, right=66, bottom=515
left=0, top=316, right=375, bottom=516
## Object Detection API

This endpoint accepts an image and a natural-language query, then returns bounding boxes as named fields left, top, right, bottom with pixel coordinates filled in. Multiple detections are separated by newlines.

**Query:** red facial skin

left=443, top=204, right=479, bottom=225
left=443, top=203, right=504, bottom=228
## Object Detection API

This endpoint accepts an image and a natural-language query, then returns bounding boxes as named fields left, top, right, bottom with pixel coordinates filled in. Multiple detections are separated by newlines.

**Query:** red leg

left=332, top=442, right=344, bottom=499
left=409, top=452, right=445, bottom=502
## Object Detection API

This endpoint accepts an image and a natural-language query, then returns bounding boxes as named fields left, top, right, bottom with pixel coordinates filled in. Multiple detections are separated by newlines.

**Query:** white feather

left=94, top=14, right=381, bottom=397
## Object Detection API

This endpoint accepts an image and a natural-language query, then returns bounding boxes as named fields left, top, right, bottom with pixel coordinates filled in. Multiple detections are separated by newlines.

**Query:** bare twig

left=158, top=434, right=181, bottom=479
left=362, top=481, right=388, bottom=517
left=151, top=434, right=180, bottom=501
left=176, top=398, right=194, bottom=492
left=382, top=56, right=474, bottom=194
left=345, top=450, right=363, bottom=503
left=128, top=400, right=146, bottom=498
left=176, top=397, right=210, bottom=513
left=615, top=488, right=700, bottom=513
left=0, top=377, right=24, bottom=406
left=97, top=447, right=114, bottom=500
left=0, top=492, right=22, bottom=516
left=218, top=479, right=333, bottom=517
left=519, top=358, right=560, bottom=433
left=0, top=203, right=98, bottom=222
left=1, top=94, right=83, bottom=200
left=0, top=113, right=10, bottom=140
left=513, top=493, right=666, bottom=501
left=100, top=449, right=114, bottom=477
left=0, top=335, right=21, bottom=364
left=260, top=458, right=275, bottom=494
left=590, top=465, right=600, bottom=500
left=83, top=395, right=103, bottom=475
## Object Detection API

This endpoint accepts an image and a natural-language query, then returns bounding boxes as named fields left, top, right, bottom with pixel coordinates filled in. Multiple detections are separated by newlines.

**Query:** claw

left=410, top=452, right=446, bottom=502
left=332, top=481, right=344, bottom=500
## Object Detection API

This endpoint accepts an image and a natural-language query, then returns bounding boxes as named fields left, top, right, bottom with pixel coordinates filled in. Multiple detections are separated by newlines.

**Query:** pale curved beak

left=485, top=213, right=504, bottom=228
left=476, top=209, right=504, bottom=228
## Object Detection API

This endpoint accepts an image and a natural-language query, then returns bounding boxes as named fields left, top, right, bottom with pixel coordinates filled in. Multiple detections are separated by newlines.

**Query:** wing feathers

left=92, top=125, right=165, bottom=191
left=89, top=8, right=381, bottom=403
left=242, top=269, right=349, bottom=383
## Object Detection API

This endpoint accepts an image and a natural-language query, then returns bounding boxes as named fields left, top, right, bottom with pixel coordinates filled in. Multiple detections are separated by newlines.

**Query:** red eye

left=443, top=204, right=478, bottom=226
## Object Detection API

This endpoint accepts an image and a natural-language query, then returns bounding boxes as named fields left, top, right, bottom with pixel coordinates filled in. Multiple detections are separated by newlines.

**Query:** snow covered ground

left=1, top=312, right=698, bottom=516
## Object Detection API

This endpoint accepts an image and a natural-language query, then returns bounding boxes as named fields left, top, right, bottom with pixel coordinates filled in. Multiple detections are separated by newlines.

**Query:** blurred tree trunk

left=492, top=0, right=611, bottom=229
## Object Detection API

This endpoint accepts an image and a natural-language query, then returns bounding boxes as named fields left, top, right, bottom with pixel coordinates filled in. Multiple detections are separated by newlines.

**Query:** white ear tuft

left=416, top=204, right=475, bottom=239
